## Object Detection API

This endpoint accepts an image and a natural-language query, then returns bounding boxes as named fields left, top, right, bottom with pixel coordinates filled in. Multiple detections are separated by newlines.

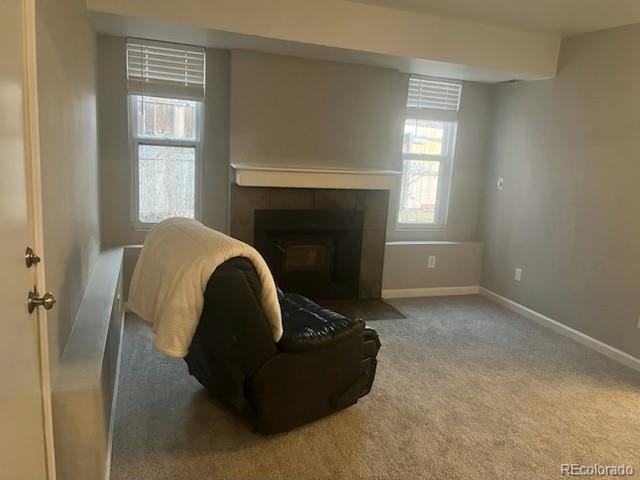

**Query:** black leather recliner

left=184, top=257, right=381, bottom=434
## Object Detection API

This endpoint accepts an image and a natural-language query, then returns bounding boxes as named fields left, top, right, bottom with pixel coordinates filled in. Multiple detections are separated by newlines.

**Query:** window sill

left=131, top=222, right=156, bottom=232
left=395, top=224, right=445, bottom=232
left=132, top=216, right=200, bottom=232
left=385, top=240, right=480, bottom=246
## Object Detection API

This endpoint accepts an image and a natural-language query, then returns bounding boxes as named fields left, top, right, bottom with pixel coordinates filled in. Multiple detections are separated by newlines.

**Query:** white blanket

left=128, top=218, right=283, bottom=358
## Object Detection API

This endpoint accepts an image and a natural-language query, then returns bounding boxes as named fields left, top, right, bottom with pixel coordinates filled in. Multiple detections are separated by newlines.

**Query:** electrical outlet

left=497, top=177, right=505, bottom=191
left=514, top=267, right=523, bottom=282
left=428, top=256, right=437, bottom=269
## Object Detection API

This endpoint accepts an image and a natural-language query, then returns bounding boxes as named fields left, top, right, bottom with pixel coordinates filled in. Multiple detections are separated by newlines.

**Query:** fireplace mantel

left=231, top=163, right=401, bottom=190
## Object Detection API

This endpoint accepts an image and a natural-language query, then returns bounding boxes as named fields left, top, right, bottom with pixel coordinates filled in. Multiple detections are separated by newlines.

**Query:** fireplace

left=230, top=186, right=389, bottom=299
left=254, top=209, right=364, bottom=300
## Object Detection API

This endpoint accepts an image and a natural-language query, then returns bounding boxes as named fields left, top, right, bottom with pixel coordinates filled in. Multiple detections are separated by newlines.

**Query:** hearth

left=254, top=209, right=364, bottom=300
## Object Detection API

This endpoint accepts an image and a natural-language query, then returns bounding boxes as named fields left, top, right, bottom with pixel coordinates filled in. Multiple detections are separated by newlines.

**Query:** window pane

left=398, top=160, right=439, bottom=224
left=403, top=119, right=445, bottom=155
left=138, top=145, right=195, bottom=223
left=134, top=96, right=197, bottom=140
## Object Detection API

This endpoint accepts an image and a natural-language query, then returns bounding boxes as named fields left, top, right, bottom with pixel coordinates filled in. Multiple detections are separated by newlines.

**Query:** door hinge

left=25, top=246, right=41, bottom=268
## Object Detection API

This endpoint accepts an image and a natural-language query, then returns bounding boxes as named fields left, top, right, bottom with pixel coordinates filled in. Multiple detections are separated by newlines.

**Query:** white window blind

left=407, top=77, right=461, bottom=112
left=126, top=39, right=206, bottom=101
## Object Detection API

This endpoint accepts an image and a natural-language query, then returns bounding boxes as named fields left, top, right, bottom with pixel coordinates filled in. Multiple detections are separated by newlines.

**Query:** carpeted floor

left=111, top=296, right=640, bottom=480
left=320, top=298, right=406, bottom=321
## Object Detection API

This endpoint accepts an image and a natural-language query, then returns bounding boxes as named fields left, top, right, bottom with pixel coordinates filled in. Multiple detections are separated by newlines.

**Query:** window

left=126, top=39, right=205, bottom=226
left=130, top=96, right=202, bottom=224
left=397, top=77, right=461, bottom=228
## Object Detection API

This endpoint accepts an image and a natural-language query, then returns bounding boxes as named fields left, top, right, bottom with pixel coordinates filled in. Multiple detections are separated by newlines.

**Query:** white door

left=0, top=0, right=56, bottom=478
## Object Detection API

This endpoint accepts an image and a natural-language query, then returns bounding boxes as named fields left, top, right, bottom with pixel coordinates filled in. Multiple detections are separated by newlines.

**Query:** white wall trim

left=22, top=0, right=57, bottom=476
left=382, top=285, right=479, bottom=299
left=479, top=287, right=640, bottom=373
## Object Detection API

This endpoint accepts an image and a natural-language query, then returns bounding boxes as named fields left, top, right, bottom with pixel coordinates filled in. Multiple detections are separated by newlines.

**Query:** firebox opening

left=254, top=209, right=364, bottom=300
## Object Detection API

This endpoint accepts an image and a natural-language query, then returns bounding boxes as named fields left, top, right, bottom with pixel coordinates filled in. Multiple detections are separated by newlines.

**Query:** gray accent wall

left=230, top=50, right=407, bottom=172
left=480, top=25, right=640, bottom=358
left=97, top=35, right=230, bottom=246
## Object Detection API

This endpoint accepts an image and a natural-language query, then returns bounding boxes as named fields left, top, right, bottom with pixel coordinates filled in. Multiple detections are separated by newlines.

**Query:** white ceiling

left=350, top=0, right=640, bottom=35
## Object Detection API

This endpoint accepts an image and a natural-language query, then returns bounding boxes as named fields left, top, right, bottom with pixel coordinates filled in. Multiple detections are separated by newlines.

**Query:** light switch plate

left=514, top=267, right=523, bottom=282
left=428, top=256, right=436, bottom=269
left=497, top=177, right=505, bottom=190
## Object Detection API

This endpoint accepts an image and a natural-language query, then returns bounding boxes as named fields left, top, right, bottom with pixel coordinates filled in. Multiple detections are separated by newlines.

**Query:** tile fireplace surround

left=229, top=185, right=389, bottom=298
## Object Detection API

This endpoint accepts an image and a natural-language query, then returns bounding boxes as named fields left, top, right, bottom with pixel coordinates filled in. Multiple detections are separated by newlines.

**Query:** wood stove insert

left=254, top=209, right=364, bottom=300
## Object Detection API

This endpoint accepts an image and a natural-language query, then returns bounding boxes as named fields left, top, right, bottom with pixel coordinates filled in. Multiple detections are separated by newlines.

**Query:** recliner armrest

left=363, top=327, right=381, bottom=358
left=277, top=293, right=365, bottom=353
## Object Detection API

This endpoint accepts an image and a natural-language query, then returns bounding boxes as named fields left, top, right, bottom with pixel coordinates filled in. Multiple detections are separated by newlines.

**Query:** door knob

left=25, top=246, right=41, bottom=268
left=28, top=287, right=56, bottom=314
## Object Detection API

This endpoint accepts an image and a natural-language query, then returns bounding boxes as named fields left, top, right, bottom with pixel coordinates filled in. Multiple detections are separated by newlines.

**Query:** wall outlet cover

left=514, top=267, right=523, bottom=282
left=428, top=256, right=437, bottom=269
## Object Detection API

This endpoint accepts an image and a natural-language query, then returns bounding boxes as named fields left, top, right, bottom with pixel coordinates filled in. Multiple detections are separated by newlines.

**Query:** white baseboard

left=479, top=287, right=640, bottom=373
left=382, top=285, right=480, bottom=299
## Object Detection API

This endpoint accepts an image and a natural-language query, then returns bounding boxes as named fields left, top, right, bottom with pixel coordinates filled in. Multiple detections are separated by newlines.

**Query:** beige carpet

left=111, top=296, right=640, bottom=480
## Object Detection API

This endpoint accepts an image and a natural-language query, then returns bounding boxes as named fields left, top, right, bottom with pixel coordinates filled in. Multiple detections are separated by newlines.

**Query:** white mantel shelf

left=231, top=163, right=401, bottom=190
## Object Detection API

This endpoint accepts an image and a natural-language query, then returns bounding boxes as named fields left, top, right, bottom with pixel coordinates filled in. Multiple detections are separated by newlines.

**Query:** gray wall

left=36, top=0, right=100, bottom=372
left=230, top=50, right=407, bottom=171
left=480, top=25, right=640, bottom=358
left=231, top=50, right=493, bottom=291
left=387, top=81, right=494, bottom=243
left=97, top=35, right=230, bottom=246
left=383, top=242, right=482, bottom=291
left=382, top=81, right=493, bottom=291
left=99, top=45, right=493, bottom=292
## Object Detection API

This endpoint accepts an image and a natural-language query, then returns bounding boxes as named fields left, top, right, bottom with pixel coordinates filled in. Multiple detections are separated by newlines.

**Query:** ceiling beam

left=87, top=0, right=561, bottom=81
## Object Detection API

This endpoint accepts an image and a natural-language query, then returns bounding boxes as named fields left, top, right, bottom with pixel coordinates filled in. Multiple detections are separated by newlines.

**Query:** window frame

left=396, top=107, right=459, bottom=231
left=128, top=95, right=204, bottom=229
